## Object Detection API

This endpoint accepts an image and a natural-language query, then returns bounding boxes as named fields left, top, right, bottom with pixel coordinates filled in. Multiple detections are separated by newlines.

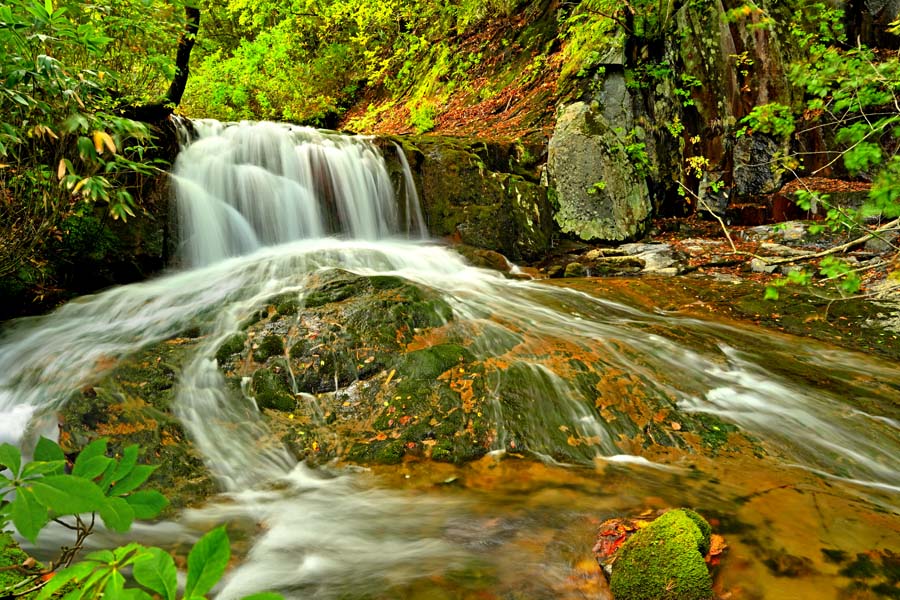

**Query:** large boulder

left=546, top=102, right=652, bottom=242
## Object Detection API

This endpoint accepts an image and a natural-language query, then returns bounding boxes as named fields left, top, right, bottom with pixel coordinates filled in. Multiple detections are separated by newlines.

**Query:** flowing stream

left=1, top=121, right=898, bottom=599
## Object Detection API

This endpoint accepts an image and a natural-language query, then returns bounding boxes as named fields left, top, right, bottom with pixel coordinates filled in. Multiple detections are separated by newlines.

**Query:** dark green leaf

left=99, top=496, right=135, bottom=532
left=35, top=561, right=97, bottom=600
left=34, top=437, right=65, bottom=463
left=74, top=438, right=108, bottom=470
left=125, top=490, right=169, bottom=520
left=22, top=460, right=67, bottom=478
left=134, top=547, right=178, bottom=600
left=111, top=445, right=140, bottom=482
left=110, top=464, right=156, bottom=496
left=85, top=549, right=115, bottom=563
left=103, top=570, right=126, bottom=597
left=185, top=526, right=230, bottom=598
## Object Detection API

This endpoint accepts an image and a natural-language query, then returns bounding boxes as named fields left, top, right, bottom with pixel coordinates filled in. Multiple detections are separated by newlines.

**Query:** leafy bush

left=0, top=437, right=281, bottom=600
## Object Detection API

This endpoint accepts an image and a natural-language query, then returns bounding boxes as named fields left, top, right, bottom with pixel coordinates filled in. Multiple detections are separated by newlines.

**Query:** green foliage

left=0, top=438, right=167, bottom=543
left=409, top=102, right=437, bottom=134
left=0, top=438, right=282, bottom=600
left=736, top=103, right=795, bottom=138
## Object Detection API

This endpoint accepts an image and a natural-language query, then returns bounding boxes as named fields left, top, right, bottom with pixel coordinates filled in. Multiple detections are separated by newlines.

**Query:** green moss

left=609, top=509, right=713, bottom=600
left=215, top=333, right=247, bottom=364
left=431, top=440, right=454, bottom=462
left=251, top=368, right=295, bottom=411
left=253, top=334, right=285, bottom=362
left=399, top=344, right=473, bottom=380
left=0, top=532, right=41, bottom=591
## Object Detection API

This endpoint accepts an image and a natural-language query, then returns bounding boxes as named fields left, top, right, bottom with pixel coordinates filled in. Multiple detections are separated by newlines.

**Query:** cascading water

left=171, top=120, right=426, bottom=267
left=0, top=120, right=898, bottom=599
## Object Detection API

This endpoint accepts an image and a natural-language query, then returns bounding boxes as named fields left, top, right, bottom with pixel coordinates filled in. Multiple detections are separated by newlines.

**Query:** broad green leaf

left=11, top=487, right=49, bottom=542
left=85, top=549, right=115, bottom=563
left=125, top=490, right=169, bottom=519
left=113, top=542, right=145, bottom=562
left=103, top=570, right=126, bottom=597
left=241, top=593, right=286, bottom=600
left=134, top=547, right=178, bottom=600
left=74, top=438, right=108, bottom=470
left=35, top=561, right=97, bottom=600
left=73, top=455, right=112, bottom=479
left=0, top=443, right=22, bottom=475
left=30, top=475, right=107, bottom=514
left=99, top=496, right=135, bottom=532
left=34, top=437, right=65, bottom=463
left=111, top=445, right=140, bottom=482
left=22, top=460, right=67, bottom=478
left=110, top=464, right=156, bottom=496
left=185, top=526, right=230, bottom=599
left=120, top=589, right=155, bottom=600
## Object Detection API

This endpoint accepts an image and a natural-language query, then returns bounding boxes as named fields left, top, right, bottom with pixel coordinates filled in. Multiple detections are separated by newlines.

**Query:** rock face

left=546, top=102, right=652, bottom=242
left=381, top=136, right=554, bottom=262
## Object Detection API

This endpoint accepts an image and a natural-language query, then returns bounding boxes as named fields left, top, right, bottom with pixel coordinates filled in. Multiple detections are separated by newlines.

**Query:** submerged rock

left=222, top=269, right=494, bottom=465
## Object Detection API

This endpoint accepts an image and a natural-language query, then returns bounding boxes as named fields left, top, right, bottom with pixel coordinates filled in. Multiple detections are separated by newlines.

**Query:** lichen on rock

left=547, top=102, right=652, bottom=242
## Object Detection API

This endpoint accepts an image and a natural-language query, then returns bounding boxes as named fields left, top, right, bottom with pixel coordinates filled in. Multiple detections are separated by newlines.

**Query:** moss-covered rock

left=59, top=334, right=215, bottom=511
left=215, top=332, right=247, bottom=364
left=0, top=532, right=42, bottom=593
left=251, top=365, right=296, bottom=411
left=253, top=334, right=285, bottom=362
left=381, top=136, right=554, bottom=262
left=609, top=509, right=714, bottom=600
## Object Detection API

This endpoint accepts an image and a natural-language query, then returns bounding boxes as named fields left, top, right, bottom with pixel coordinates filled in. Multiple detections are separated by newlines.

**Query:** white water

left=1, top=121, right=898, bottom=597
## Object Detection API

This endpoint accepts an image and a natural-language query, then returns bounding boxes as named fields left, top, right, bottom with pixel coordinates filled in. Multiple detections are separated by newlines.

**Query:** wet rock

left=865, top=230, right=899, bottom=253
left=608, top=509, right=714, bottom=600
left=620, top=242, right=685, bottom=274
left=223, top=269, right=493, bottom=465
left=750, top=258, right=778, bottom=274
left=384, top=137, right=554, bottom=261
left=59, top=335, right=216, bottom=511
left=758, top=242, right=811, bottom=258
left=564, top=262, right=587, bottom=278
left=547, top=102, right=652, bottom=242
left=452, top=244, right=512, bottom=272
left=743, top=221, right=808, bottom=243
left=733, top=134, right=784, bottom=198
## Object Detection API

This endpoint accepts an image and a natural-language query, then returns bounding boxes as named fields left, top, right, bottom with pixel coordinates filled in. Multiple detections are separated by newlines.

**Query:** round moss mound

left=609, top=509, right=713, bottom=600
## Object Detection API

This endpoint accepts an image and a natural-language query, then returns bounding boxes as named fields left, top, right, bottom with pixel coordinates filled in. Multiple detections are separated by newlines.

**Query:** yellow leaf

left=73, top=178, right=88, bottom=193
left=93, top=131, right=116, bottom=155
left=57, top=159, right=66, bottom=180
left=93, top=130, right=104, bottom=154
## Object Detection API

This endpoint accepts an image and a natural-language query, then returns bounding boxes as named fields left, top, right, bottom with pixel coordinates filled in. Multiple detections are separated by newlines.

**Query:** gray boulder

left=547, top=102, right=652, bottom=242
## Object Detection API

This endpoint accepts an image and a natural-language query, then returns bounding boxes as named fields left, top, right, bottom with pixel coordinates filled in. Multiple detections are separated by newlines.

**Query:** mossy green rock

left=610, top=509, right=713, bottom=600
left=59, top=335, right=215, bottom=512
left=0, top=532, right=41, bottom=592
left=251, top=366, right=295, bottom=411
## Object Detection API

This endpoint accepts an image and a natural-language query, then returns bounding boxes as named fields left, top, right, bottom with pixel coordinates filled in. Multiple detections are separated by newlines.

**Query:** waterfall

left=172, top=120, right=426, bottom=267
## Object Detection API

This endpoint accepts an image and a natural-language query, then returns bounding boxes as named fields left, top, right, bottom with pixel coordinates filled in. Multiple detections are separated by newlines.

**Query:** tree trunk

left=166, top=6, right=201, bottom=106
